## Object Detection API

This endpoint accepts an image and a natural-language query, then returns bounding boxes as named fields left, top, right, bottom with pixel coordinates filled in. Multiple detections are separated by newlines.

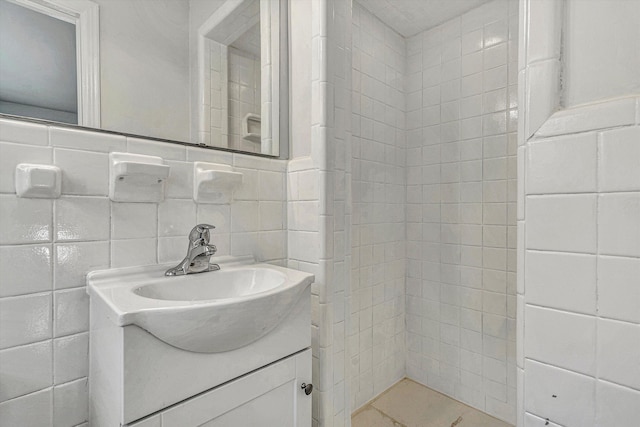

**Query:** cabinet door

left=156, top=349, right=311, bottom=427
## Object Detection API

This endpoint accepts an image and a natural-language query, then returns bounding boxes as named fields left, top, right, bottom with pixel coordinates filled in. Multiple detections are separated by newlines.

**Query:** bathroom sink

left=87, top=256, right=314, bottom=353
left=133, top=268, right=287, bottom=301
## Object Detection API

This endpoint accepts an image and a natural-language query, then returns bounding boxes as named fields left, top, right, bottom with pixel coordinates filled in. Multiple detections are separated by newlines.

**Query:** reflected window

left=0, top=0, right=78, bottom=124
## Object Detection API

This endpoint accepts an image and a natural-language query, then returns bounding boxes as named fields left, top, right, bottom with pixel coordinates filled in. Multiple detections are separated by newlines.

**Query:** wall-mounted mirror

left=0, top=0, right=288, bottom=158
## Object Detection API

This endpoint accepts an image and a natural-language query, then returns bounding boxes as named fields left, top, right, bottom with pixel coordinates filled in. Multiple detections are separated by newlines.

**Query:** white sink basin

left=87, top=257, right=314, bottom=353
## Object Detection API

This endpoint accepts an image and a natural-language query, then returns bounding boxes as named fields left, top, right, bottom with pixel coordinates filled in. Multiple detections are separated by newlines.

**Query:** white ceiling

left=357, top=0, right=491, bottom=37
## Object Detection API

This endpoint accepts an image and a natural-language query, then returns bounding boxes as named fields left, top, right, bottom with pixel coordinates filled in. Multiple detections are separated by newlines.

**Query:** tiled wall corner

left=350, top=1, right=407, bottom=411
left=402, top=0, right=518, bottom=423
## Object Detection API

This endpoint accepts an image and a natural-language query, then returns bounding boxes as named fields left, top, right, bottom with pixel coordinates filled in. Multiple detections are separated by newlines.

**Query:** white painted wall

left=563, top=0, right=640, bottom=107
left=95, top=0, right=190, bottom=142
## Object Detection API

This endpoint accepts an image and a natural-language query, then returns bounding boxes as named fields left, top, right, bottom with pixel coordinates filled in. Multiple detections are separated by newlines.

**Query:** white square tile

left=53, top=242, right=108, bottom=290
left=0, top=244, right=52, bottom=297
left=0, top=293, right=52, bottom=349
left=110, top=238, right=157, bottom=268
left=53, top=378, right=88, bottom=427
left=230, top=200, right=261, bottom=234
left=461, top=29, right=483, bottom=54
left=157, top=236, right=186, bottom=264
left=53, top=332, right=88, bottom=384
left=484, top=135, right=508, bottom=158
left=111, top=203, right=157, bottom=239
left=526, top=133, right=597, bottom=194
left=525, top=195, right=597, bottom=253
left=54, top=149, right=108, bottom=196
left=484, top=43, right=508, bottom=70
left=0, top=340, right=52, bottom=401
left=0, top=388, right=51, bottom=426
left=524, top=305, right=596, bottom=375
left=524, top=359, right=595, bottom=427
left=598, top=193, right=640, bottom=257
left=158, top=200, right=196, bottom=237
left=259, top=171, right=285, bottom=201
left=233, top=168, right=259, bottom=200
left=595, top=380, right=640, bottom=426
left=54, top=197, right=109, bottom=242
left=483, top=65, right=508, bottom=92
left=258, top=231, right=285, bottom=261
left=597, top=256, right=640, bottom=323
left=164, top=161, right=193, bottom=199
left=598, top=127, right=640, bottom=192
left=483, top=203, right=507, bottom=225
left=484, top=19, right=508, bottom=48
left=196, top=204, right=231, bottom=234
left=525, top=251, right=596, bottom=314
left=259, top=201, right=284, bottom=231
left=483, top=180, right=507, bottom=202
left=597, top=319, right=640, bottom=390
left=0, top=118, right=48, bottom=146
left=54, top=288, right=89, bottom=337
left=0, top=142, right=52, bottom=193
left=0, top=195, right=52, bottom=245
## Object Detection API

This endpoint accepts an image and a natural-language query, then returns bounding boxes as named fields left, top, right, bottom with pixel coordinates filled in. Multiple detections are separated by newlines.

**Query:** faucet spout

left=165, top=224, right=220, bottom=276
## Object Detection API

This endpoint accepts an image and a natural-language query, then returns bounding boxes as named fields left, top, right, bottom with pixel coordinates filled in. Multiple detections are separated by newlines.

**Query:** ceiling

left=357, top=0, right=491, bottom=37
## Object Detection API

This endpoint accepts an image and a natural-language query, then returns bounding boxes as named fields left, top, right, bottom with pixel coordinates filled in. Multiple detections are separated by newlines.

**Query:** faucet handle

left=188, top=224, right=216, bottom=245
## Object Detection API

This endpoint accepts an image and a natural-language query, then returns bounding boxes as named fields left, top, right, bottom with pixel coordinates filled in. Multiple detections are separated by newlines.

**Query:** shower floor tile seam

left=352, top=378, right=514, bottom=427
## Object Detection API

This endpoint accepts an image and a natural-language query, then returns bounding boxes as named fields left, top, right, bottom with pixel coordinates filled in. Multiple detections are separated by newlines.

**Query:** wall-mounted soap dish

left=242, top=113, right=261, bottom=143
left=15, top=163, right=61, bottom=199
left=193, top=162, right=243, bottom=204
left=109, top=152, right=170, bottom=202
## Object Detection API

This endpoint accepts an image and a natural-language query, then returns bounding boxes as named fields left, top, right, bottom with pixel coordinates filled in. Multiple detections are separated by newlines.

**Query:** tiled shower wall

left=350, top=2, right=407, bottom=410
left=404, top=0, right=518, bottom=423
left=227, top=47, right=262, bottom=154
left=0, top=118, right=287, bottom=426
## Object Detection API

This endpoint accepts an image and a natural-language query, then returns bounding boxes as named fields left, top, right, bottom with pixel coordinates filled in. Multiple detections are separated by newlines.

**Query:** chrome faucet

left=165, top=224, right=220, bottom=276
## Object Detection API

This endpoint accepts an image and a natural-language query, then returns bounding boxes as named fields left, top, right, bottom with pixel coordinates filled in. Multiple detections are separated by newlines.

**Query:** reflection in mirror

left=0, top=0, right=287, bottom=158
left=199, top=0, right=285, bottom=156
left=0, top=0, right=99, bottom=126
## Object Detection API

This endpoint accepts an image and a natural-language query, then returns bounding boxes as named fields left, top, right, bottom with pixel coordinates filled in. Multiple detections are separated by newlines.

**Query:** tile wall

left=287, top=0, right=354, bottom=425
left=227, top=47, right=262, bottom=154
left=0, top=118, right=287, bottom=426
left=206, top=40, right=226, bottom=148
left=518, top=0, right=640, bottom=423
left=520, top=116, right=640, bottom=427
left=403, top=0, right=518, bottom=423
left=350, top=2, right=407, bottom=410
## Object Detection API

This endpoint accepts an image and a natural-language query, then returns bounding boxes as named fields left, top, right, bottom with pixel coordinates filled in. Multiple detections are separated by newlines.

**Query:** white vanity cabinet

left=126, top=349, right=311, bottom=427
left=87, top=261, right=313, bottom=427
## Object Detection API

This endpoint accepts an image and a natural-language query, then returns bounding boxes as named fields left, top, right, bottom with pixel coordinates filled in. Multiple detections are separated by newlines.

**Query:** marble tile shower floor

left=352, top=379, right=513, bottom=427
